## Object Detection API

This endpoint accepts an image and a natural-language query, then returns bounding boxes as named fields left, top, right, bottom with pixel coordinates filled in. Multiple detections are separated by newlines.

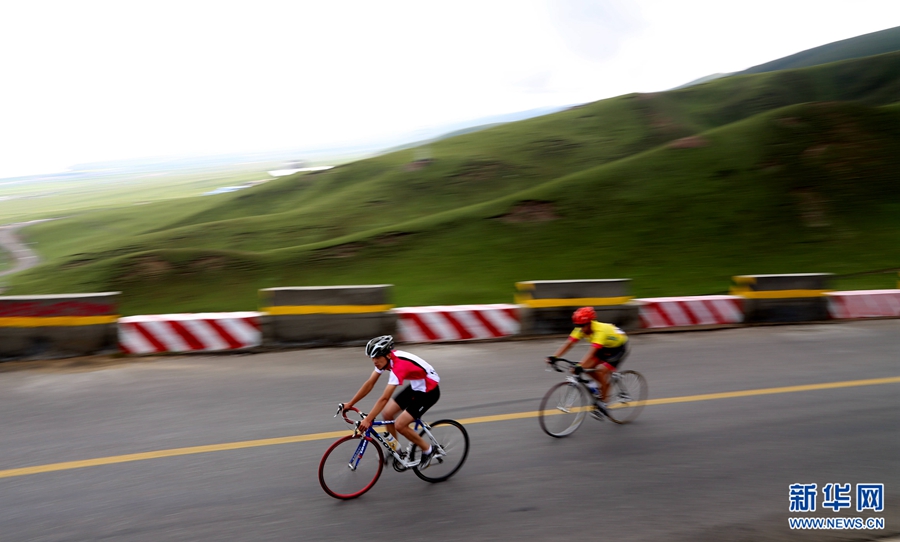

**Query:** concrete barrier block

left=261, top=285, right=393, bottom=308
left=730, top=274, right=832, bottom=323
left=731, top=273, right=832, bottom=295
left=260, top=285, right=396, bottom=346
left=0, top=292, right=120, bottom=360
left=515, top=279, right=637, bottom=334
left=516, top=279, right=631, bottom=305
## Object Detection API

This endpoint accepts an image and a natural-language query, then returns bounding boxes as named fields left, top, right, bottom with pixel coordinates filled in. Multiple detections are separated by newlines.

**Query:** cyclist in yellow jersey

left=547, top=306, right=629, bottom=418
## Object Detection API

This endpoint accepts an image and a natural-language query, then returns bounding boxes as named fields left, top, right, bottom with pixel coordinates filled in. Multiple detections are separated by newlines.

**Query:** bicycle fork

left=349, top=439, right=368, bottom=471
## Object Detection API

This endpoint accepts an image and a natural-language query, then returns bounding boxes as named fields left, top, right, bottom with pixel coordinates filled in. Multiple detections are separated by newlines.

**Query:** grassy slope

left=8, top=53, right=900, bottom=313
left=740, top=26, right=900, bottom=75
left=0, top=166, right=272, bottom=225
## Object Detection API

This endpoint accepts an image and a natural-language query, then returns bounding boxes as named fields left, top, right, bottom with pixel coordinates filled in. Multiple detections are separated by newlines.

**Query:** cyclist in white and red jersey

left=343, top=335, right=440, bottom=468
left=547, top=307, right=629, bottom=419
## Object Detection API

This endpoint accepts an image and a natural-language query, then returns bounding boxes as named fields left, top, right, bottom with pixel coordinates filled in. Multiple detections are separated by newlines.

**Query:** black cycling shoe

left=418, top=447, right=435, bottom=469
left=591, top=401, right=610, bottom=420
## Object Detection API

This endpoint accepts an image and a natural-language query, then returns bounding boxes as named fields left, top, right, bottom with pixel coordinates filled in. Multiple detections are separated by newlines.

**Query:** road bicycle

left=318, top=404, right=470, bottom=499
left=539, top=358, right=648, bottom=437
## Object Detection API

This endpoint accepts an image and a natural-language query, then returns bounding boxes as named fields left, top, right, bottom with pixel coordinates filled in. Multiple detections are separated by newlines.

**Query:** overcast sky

left=2, top=0, right=899, bottom=179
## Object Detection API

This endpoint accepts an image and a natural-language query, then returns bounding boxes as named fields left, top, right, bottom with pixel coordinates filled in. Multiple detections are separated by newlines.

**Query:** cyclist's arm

left=551, top=343, right=570, bottom=359
left=360, top=383, right=397, bottom=431
left=551, top=332, right=580, bottom=359
left=345, top=370, right=381, bottom=410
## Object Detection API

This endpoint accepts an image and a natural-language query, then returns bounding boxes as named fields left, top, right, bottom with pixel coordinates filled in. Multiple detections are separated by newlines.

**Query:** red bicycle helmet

left=572, top=306, right=595, bottom=325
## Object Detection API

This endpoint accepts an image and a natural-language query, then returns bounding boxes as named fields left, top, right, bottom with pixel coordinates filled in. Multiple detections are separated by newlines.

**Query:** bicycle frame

left=339, top=407, right=436, bottom=467
left=552, top=359, right=626, bottom=396
left=549, top=358, right=621, bottom=383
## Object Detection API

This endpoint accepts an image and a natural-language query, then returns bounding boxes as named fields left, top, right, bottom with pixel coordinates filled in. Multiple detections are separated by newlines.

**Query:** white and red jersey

left=375, top=349, right=440, bottom=392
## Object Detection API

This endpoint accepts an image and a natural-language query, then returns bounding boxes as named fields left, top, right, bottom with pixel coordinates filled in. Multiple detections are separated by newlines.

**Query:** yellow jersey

left=569, top=321, right=628, bottom=348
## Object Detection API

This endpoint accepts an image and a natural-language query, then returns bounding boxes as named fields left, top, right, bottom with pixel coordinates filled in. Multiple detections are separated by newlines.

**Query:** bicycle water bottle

left=383, top=432, right=399, bottom=452
left=586, top=380, right=599, bottom=396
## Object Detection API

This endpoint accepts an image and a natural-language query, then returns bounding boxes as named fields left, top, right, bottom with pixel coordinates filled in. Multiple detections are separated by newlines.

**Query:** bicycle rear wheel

left=318, top=435, right=384, bottom=499
left=412, top=419, right=469, bottom=483
left=606, top=370, right=648, bottom=424
left=539, top=381, right=590, bottom=437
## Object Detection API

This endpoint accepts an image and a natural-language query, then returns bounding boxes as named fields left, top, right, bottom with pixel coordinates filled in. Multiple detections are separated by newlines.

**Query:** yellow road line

left=1, top=376, right=898, bottom=479
left=632, top=376, right=900, bottom=405
left=0, top=431, right=350, bottom=479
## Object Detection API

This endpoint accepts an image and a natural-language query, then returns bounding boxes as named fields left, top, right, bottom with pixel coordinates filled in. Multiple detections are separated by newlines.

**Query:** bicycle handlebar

left=334, top=403, right=399, bottom=436
left=546, top=357, right=599, bottom=373
left=335, top=403, right=367, bottom=425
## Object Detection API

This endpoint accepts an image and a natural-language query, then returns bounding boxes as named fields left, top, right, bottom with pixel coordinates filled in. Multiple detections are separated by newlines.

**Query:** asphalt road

left=0, top=320, right=897, bottom=541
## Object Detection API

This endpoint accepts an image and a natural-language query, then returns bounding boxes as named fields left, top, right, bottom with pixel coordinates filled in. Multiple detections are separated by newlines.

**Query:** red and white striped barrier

left=119, top=312, right=262, bottom=354
left=113, top=290, right=897, bottom=353
left=394, top=304, right=520, bottom=343
left=637, top=295, right=743, bottom=329
left=827, top=290, right=900, bottom=319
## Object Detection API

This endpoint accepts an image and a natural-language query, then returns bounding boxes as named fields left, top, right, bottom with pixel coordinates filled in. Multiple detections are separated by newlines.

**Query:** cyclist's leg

left=395, top=387, right=440, bottom=451
left=596, top=344, right=628, bottom=401
left=382, top=386, right=411, bottom=440
left=395, top=410, right=429, bottom=451
left=579, top=356, right=602, bottom=395
left=381, top=400, right=402, bottom=440
left=596, top=363, right=612, bottom=402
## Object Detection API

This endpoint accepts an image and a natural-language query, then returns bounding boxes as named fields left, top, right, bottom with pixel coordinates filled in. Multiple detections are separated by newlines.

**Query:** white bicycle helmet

left=365, top=335, right=394, bottom=358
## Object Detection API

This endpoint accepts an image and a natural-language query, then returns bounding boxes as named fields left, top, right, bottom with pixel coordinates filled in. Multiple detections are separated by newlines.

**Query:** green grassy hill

left=8, top=52, right=900, bottom=314
left=740, top=26, right=900, bottom=75
left=677, top=26, right=900, bottom=88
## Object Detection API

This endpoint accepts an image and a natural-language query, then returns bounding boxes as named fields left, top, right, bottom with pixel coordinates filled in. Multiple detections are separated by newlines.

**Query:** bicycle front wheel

left=412, top=420, right=470, bottom=483
left=606, top=370, right=648, bottom=424
left=539, top=381, right=590, bottom=437
left=318, top=435, right=384, bottom=499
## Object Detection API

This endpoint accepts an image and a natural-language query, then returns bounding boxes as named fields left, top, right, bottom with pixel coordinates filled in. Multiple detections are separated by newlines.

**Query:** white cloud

left=1, top=0, right=899, bottom=178
left=546, top=0, right=646, bottom=63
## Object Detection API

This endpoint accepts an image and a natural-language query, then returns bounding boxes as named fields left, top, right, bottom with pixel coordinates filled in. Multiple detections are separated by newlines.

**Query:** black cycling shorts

left=592, top=343, right=629, bottom=369
left=394, top=385, right=440, bottom=419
